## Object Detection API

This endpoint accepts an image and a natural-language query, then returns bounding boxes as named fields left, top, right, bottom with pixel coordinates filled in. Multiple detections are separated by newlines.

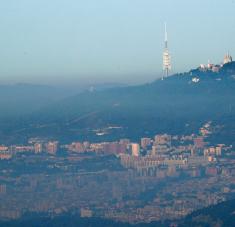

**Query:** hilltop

left=1, top=62, right=235, bottom=144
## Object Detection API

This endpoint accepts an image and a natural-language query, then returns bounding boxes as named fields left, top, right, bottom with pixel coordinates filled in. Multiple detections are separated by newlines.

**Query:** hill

left=1, top=62, right=235, bottom=144
left=0, top=84, right=83, bottom=119
left=179, top=199, right=235, bottom=227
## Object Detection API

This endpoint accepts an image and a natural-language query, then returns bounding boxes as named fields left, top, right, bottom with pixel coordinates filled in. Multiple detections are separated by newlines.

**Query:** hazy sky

left=0, top=0, right=235, bottom=85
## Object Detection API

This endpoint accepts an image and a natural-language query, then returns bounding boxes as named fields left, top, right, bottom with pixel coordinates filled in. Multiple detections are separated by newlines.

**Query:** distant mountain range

left=1, top=62, right=235, bottom=144
left=0, top=83, right=127, bottom=119
left=0, top=84, right=80, bottom=119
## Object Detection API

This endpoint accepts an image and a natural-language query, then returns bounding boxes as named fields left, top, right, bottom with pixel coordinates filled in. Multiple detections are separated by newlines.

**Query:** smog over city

left=0, top=1, right=235, bottom=227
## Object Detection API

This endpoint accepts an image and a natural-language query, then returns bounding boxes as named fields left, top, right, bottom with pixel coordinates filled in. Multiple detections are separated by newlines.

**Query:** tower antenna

left=162, top=22, right=171, bottom=79
left=165, top=22, right=168, bottom=48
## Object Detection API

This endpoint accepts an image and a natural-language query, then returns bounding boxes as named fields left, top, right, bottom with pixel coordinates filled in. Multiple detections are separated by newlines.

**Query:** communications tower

left=162, top=23, right=171, bottom=79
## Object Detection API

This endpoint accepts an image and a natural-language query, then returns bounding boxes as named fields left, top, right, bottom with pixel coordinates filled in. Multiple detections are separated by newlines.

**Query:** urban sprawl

left=0, top=121, right=235, bottom=224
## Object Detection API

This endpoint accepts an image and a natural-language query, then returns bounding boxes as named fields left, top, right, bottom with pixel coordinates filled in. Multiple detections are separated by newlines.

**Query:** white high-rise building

left=132, top=143, right=140, bottom=157
left=163, top=23, right=171, bottom=79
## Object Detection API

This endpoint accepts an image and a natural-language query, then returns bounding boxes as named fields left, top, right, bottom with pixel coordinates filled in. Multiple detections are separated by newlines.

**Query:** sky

left=0, top=0, right=235, bottom=86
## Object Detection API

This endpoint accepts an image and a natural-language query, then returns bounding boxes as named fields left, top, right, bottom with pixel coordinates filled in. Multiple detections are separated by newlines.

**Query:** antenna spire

left=162, top=22, right=171, bottom=79
left=165, top=22, right=168, bottom=47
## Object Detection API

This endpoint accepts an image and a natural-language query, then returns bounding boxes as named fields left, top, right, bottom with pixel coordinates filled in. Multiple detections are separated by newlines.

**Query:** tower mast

left=163, top=23, right=171, bottom=79
left=165, top=22, right=168, bottom=49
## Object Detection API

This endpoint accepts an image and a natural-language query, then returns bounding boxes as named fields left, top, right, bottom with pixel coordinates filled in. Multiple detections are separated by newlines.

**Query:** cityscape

left=1, top=116, right=235, bottom=224
left=0, top=30, right=235, bottom=226
left=1, top=1, right=235, bottom=226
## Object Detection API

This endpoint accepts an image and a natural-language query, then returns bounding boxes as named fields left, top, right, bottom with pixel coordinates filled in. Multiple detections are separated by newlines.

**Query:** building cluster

left=0, top=121, right=235, bottom=223
left=0, top=140, right=59, bottom=158
left=198, top=53, right=233, bottom=73
left=0, top=122, right=230, bottom=165
left=0, top=139, right=129, bottom=158
left=119, top=122, right=229, bottom=175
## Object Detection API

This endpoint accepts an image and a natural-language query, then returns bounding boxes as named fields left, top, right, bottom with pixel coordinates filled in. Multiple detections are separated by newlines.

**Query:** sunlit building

left=223, top=53, right=233, bottom=64
left=34, top=143, right=43, bottom=153
left=132, top=143, right=140, bottom=157
left=46, top=141, right=59, bottom=155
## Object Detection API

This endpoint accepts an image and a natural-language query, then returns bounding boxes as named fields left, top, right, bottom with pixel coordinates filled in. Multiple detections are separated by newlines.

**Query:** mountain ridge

left=1, top=62, right=235, bottom=144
